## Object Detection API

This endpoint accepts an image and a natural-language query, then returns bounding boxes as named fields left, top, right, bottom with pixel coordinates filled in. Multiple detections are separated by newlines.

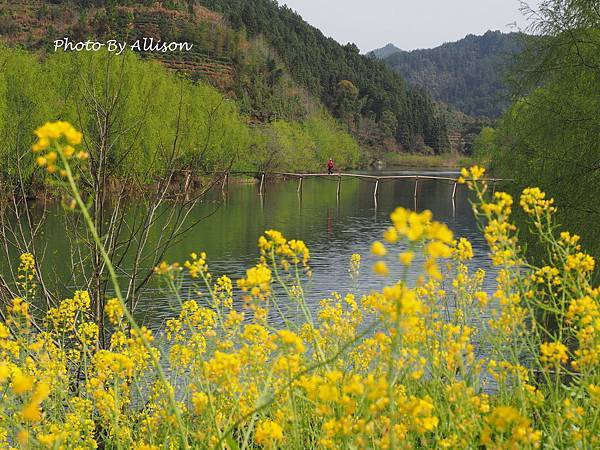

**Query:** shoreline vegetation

left=1, top=161, right=489, bottom=206
left=0, top=158, right=485, bottom=202
left=0, top=45, right=362, bottom=193
left=382, top=152, right=480, bottom=169
left=0, top=44, right=475, bottom=197
left=0, top=124, right=597, bottom=449
left=483, top=2, right=600, bottom=261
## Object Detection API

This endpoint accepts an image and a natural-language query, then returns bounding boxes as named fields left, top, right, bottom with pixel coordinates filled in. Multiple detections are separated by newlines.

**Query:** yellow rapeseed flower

left=456, top=237, right=474, bottom=260
left=371, top=241, right=387, bottom=257
left=12, top=370, right=34, bottom=394
left=399, top=251, right=415, bottom=266
left=192, top=391, right=209, bottom=414
left=383, top=227, right=398, bottom=243
left=105, top=298, right=124, bottom=325
left=540, top=341, right=569, bottom=366
left=31, top=121, right=87, bottom=174
left=458, top=166, right=485, bottom=184
left=520, top=187, right=556, bottom=216
left=254, top=420, right=284, bottom=446
left=373, top=261, right=389, bottom=276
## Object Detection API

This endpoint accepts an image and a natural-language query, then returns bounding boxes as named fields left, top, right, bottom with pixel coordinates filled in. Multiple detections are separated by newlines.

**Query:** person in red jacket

left=327, top=158, right=334, bottom=175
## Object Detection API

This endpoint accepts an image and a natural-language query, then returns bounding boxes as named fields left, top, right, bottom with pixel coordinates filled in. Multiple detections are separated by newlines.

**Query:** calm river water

left=6, top=169, right=498, bottom=330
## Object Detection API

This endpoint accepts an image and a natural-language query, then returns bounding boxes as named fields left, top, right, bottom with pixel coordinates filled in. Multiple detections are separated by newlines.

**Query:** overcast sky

left=281, top=0, right=541, bottom=52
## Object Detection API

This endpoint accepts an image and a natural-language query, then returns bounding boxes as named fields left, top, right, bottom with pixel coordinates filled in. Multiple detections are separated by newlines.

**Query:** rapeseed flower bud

left=348, top=253, right=361, bottom=278
left=371, top=241, right=387, bottom=256
left=254, top=420, right=284, bottom=446
left=540, top=341, right=569, bottom=365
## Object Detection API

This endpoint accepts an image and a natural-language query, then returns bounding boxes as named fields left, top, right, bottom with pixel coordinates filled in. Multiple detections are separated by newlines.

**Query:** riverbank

left=381, top=152, right=481, bottom=168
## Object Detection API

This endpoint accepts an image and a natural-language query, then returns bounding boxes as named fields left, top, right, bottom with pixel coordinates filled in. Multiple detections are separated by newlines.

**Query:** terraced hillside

left=0, top=1, right=237, bottom=88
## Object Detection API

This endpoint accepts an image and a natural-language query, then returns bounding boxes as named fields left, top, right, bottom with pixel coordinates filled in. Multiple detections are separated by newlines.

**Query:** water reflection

left=4, top=169, right=497, bottom=331
left=136, top=169, right=497, bottom=329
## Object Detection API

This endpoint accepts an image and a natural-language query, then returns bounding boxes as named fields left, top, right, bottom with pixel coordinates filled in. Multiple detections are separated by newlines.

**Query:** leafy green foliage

left=0, top=47, right=58, bottom=187
left=491, top=2, right=600, bottom=259
left=252, top=110, right=360, bottom=173
left=472, top=127, right=497, bottom=160
left=0, top=45, right=360, bottom=189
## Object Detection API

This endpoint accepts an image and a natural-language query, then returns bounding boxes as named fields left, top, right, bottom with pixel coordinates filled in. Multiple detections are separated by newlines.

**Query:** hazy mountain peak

left=370, top=43, right=402, bottom=58
left=380, top=31, right=531, bottom=117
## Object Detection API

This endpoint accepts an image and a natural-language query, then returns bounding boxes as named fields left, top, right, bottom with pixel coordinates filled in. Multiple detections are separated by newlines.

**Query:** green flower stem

left=57, top=144, right=190, bottom=449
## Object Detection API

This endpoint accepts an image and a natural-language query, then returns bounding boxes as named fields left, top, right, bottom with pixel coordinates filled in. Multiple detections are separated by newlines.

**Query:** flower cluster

left=520, top=186, right=557, bottom=216
left=372, top=207, right=454, bottom=281
left=32, top=121, right=88, bottom=175
left=540, top=341, right=569, bottom=366
left=457, top=165, right=486, bottom=187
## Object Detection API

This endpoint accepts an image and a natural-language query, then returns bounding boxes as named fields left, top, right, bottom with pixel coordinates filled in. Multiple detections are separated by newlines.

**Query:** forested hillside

left=376, top=31, right=529, bottom=118
left=197, top=0, right=449, bottom=153
left=0, top=0, right=450, bottom=156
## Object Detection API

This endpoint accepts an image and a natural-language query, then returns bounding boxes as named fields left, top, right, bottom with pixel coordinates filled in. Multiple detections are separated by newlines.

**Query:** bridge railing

left=173, top=170, right=513, bottom=201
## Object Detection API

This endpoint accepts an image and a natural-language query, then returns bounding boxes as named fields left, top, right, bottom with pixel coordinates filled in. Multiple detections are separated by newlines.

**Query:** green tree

left=0, top=45, right=60, bottom=188
left=379, top=110, right=398, bottom=138
left=492, top=1, right=600, bottom=260
left=334, top=80, right=360, bottom=130
left=473, top=127, right=496, bottom=159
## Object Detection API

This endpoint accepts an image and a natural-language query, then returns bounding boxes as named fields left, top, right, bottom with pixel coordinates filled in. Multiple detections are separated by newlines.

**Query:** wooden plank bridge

left=182, top=170, right=512, bottom=202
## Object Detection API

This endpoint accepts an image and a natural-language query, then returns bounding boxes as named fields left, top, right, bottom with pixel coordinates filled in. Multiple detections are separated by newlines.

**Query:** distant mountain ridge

left=372, top=31, right=530, bottom=118
left=370, top=43, right=402, bottom=59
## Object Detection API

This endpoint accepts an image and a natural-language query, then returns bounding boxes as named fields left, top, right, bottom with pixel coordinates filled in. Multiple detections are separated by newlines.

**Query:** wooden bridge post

left=184, top=170, right=191, bottom=192
left=183, top=170, right=192, bottom=201
left=373, top=179, right=379, bottom=200
left=259, top=173, right=265, bottom=195
left=336, top=176, right=341, bottom=197
left=452, top=181, right=457, bottom=201
left=221, top=172, right=228, bottom=195
left=297, top=177, right=303, bottom=194
left=492, top=181, right=497, bottom=195
left=414, top=177, right=419, bottom=199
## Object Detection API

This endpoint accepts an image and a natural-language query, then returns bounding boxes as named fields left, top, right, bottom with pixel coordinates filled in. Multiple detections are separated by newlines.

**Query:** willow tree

left=492, top=0, right=600, bottom=260
left=0, top=48, right=252, bottom=345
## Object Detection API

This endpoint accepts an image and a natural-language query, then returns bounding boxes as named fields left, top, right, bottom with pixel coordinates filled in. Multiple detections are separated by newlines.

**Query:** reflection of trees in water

left=1, top=174, right=494, bottom=330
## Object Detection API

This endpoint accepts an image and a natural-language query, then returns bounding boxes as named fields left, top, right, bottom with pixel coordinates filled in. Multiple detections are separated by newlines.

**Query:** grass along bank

left=382, top=152, right=480, bottom=168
